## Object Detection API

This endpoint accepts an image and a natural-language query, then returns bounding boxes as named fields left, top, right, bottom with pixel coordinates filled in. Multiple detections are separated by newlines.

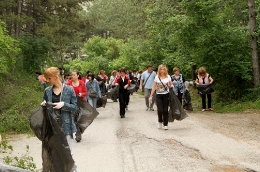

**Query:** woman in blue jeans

left=86, top=73, right=101, bottom=109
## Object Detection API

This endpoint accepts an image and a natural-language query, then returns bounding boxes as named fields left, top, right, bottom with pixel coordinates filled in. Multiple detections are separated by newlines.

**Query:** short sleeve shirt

left=154, top=75, right=171, bottom=94
left=141, top=71, right=156, bottom=89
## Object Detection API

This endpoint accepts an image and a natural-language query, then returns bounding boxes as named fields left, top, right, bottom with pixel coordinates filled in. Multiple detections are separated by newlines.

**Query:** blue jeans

left=87, top=97, right=97, bottom=109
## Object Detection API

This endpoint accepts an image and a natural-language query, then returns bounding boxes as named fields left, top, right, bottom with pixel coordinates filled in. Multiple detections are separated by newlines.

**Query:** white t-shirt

left=154, top=75, right=171, bottom=94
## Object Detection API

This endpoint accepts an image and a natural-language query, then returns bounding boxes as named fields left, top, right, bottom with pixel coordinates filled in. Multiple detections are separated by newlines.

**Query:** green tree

left=18, top=34, right=51, bottom=73
left=0, top=21, right=19, bottom=74
left=85, top=0, right=153, bottom=39
left=145, top=0, right=252, bottom=100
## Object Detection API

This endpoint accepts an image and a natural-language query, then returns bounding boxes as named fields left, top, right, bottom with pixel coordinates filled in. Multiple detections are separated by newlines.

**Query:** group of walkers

left=138, top=64, right=214, bottom=130
left=33, top=64, right=214, bottom=172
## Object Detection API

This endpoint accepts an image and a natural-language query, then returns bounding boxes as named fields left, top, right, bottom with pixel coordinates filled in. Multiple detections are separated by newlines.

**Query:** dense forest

left=1, top=0, right=260, bottom=132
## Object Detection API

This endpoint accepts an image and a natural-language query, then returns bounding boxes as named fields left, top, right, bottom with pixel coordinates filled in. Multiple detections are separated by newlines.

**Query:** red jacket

left=114, top=75, right=130, bottom=86
left=81, top=77, right=86, bottom=84
left=66, top=80, right=88, bottom=100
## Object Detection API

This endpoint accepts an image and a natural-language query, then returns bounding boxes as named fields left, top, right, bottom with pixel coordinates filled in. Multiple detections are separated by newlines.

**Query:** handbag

left=89, top=90, right=97, bottom=98
left=89, top=82, right=98, bottom=98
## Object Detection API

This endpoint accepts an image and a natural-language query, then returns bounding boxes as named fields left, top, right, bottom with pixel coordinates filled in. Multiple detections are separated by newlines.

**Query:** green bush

left=0, top=72, right=43, bottom=133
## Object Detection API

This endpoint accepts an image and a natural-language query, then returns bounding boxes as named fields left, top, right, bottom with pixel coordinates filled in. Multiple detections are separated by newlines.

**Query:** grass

left=189, top=87, right=260, bottom=113
left=0, top=72, right=44, bottom=134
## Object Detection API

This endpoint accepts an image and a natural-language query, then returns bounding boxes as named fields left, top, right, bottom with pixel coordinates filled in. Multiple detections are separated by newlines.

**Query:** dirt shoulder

left=190, top=109, right=260, bottom=146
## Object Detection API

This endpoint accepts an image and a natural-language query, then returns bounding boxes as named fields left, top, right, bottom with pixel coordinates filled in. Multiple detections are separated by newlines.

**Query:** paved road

left=1, top=94, right=260, bottom=172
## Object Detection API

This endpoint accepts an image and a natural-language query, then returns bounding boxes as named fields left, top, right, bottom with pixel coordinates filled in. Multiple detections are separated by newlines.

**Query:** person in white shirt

left=149, top=64, right=173, bottom=130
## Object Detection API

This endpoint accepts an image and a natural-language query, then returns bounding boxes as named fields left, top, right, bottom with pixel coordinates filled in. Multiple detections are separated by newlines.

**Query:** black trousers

left=177, top=90, right=183, bottom=105
left=156, top=93, right=169, bottom=126
left=119, top=89, right=128, bottom=116
left=125, top=91, right=130, bottom=106
left=201, top=94, right=212, bottom=109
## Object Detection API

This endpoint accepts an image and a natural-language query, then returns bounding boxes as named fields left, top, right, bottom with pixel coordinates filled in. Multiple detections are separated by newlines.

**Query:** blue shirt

left=141, top=70, right=156, bottom=89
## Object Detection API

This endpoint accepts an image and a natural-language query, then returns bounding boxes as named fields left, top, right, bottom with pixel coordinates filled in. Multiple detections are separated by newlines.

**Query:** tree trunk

left=15, top=0, right=22, bottom=39
left=248, top=0, right=260, bottom=86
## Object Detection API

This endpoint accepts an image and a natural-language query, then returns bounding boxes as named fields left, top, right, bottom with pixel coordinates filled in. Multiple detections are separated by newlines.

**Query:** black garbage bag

left=127, top=84, right=137, bottom=94
left=196, top=83, right=214, bottom=95
left=135, top=82, right=139, bottom=91
left=74, top=97, right=99, bottom=134
left=30, top=106, right=45, bottom=141
left=30, top=103, right=75, bottom=172
left=168, top=88, right=188, bottom=122
left=107, top=86, right=119, bottom=101
left=96, top=96, right=107, bottom=108
left=183, top=89, right=193, bottom=111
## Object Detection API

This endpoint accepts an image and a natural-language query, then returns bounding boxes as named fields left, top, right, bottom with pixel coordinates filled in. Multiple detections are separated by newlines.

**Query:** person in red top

left=67, top=70, right=88, bottom=101
left=114, top=68, right=130, bottom=118
left=67, top=70, right=88, bottom=142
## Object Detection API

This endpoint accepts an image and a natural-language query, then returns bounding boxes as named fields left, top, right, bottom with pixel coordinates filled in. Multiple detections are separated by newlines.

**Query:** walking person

left=86, top=73, right=101, bottom=109
left=149, top=64, right=173, bottom=130
left=171, top=67, right=186, bottom=104
left=109, top=70, right=117, bottom=89
left=139, top=65, right=157, bottom=111
left=40, top=67, right=77, bottom=172
left=195, top=67, right=214, bottom=112
left=133, top=69, right=138, bottom=81
left=114, top=68, right=130, bottom=118
left=66, top=70, right=88, bottom=142
left=36, top=72, right=47, bottom=89
left=109, top=70, right=118, bottom=102
left=96, top=70, right=107, bottom=96
left=64, top=73, right=71, bottom=84
left=137, top=70, right=143, bottom=89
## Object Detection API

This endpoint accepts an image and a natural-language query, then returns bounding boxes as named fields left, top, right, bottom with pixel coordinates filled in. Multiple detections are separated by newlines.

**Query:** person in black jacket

left=114, top=68, right=130, bottom=118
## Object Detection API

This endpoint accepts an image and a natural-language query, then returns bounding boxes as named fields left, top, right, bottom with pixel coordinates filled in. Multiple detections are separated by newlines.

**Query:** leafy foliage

left=3, top=145, right=36, bottom=171
left=145, top=0, right=252, bottom=100
left=85, top=0, right=153, bottom=39
left=18, top=34, right=51, bottom=73
left=0, top=21, right=19, bottom=74
left=0, top=72, right=43, bottom=133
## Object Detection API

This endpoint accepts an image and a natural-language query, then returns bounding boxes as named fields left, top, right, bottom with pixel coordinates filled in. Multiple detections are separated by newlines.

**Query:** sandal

left=209, top=108, right=214, bottom=111
left=202, top=109, right=206, bottom=112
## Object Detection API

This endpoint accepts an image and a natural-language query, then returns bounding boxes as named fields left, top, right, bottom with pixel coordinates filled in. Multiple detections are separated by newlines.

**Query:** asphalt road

left=1, top=94, right=260, bottom=172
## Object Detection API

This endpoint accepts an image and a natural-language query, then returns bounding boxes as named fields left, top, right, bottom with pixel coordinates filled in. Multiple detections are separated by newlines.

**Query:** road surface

left=1, top=93, right=260, bottom=172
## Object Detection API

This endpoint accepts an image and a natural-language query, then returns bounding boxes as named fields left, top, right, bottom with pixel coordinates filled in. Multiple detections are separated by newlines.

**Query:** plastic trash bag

left=196, top=84, right=214, bottom=95
left=107, top=86, right=118, bottom=101
left=127, top=84, right=137, bottom=94
left=30, top=103, right=75, bottom=172
left=183, top=89, right=193, bottom=111
left=30, top=106, right=44, bottom=141
left=168, top=88, right=188, bottom=122
left=96, top=96, right=107, bottom=108
left=74, top=97, right=99, bottom=134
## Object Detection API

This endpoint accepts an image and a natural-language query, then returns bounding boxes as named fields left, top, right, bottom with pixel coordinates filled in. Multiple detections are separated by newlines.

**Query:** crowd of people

left=33, top=64, right=214, bottom=171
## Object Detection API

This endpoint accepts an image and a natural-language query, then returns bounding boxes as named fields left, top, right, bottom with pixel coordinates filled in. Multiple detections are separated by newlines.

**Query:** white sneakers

left=158, top=123, right=162, bottom=129
left=158, top=123, right=168, bottom=130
